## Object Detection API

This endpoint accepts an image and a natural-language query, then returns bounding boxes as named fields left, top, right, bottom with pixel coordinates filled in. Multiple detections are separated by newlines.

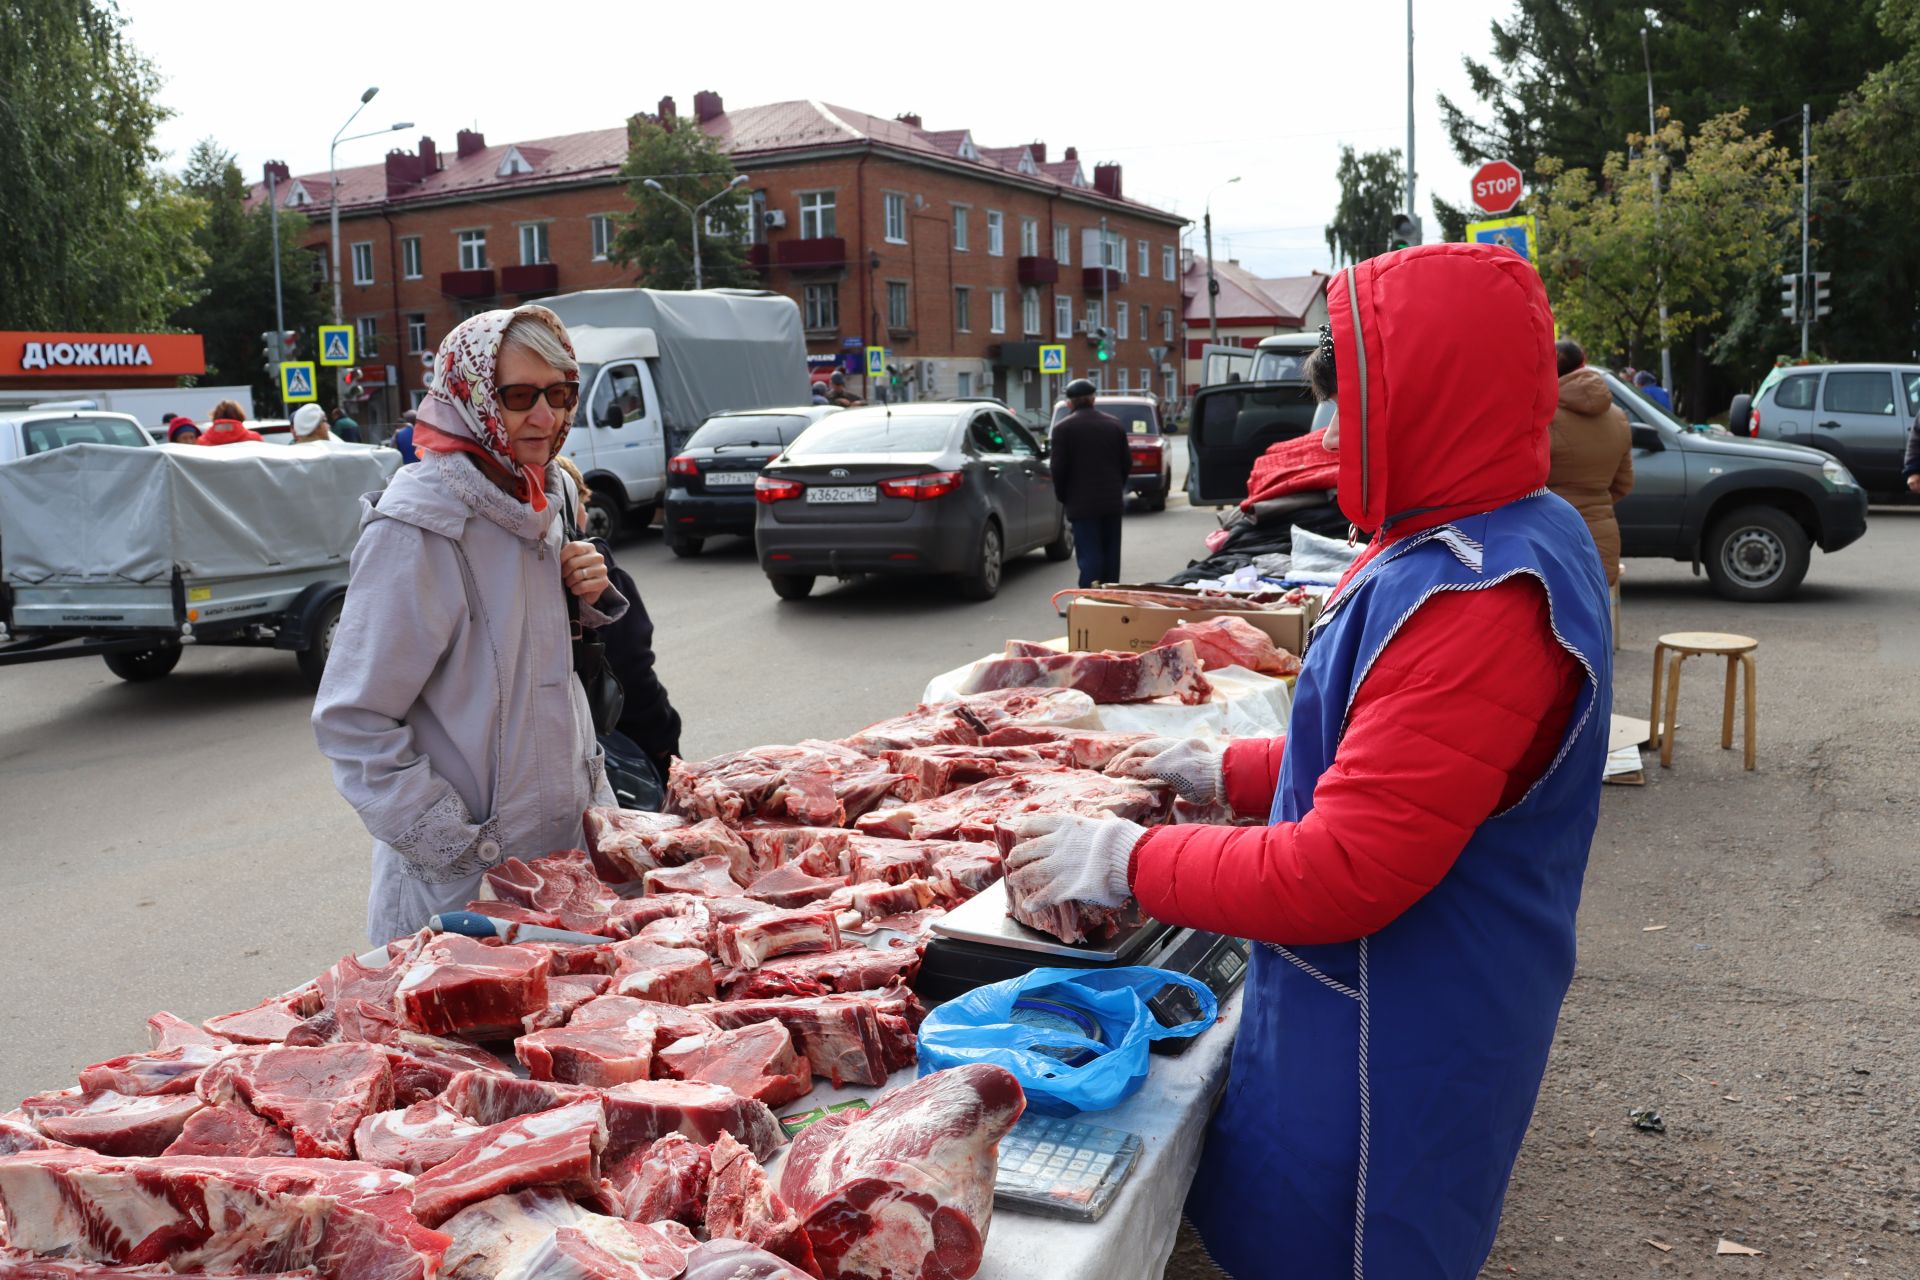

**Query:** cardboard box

left=1068, top=587, right=1317, bottom=658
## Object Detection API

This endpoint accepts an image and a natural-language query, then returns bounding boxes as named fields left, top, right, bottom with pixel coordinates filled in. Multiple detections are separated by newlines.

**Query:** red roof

left=1182, top=258, right=1329, bottom=326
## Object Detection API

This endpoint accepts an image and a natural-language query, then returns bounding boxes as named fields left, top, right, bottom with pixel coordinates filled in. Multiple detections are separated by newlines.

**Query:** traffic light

left=1810, top=271, right=1832, bottom=319
left=1390, top=213, right=1422, bottom=250
left=260, top=330, right=284, bottom=377
left=1779, top=274, right=1800, bottom=322
left=1086, top=326, right=1113, bottom=362
left=340, top=368, right=363, bottom=393
left=885, top=362, right=901, bottom=388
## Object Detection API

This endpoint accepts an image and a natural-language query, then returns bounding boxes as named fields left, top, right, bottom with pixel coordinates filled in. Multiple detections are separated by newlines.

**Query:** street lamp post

left=1641, top=26, right=1673, bottom=394
left=643, top=174, right=750, bottom=290
left=1204, top=176, right=1241, bottom=346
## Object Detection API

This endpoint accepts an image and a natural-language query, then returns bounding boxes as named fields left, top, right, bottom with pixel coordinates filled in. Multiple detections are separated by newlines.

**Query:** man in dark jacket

left=1904, top=412, right=1920, bottom=495
left=1049, top=378, right=1132, bottom=587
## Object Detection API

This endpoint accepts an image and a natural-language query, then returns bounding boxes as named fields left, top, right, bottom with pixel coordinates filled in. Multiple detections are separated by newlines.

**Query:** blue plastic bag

left=916, top=966, right=1218, bottom=1116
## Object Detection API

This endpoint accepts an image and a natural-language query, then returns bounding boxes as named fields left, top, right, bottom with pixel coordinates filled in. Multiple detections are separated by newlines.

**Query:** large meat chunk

left=846, top=879, right=937, bottom=923
left=879, top=743, right=1081, bottom=801
left=514, top=1013, right=658, bottom=1088
left=958, top=638, right=1213, bottom=705
left=395, top=934, right=552, bottom=1039
left=1157, top=615, right=1301, bottom=676
left=607, top=941, right=715, bottom=1006
left=568, top=995, right=716, bottom=1050
left=857, top=768, right=1171, bottom=842
left=163, top=1103, right=298, bottom=1157
left=583, top=808, right=690, bottom=884
left=929, top=848, right=1004, bottom=904
left=15, top=1090, right=203, bottom=1157
left=1, top=1112, right=67, bottom=1156
left=680, top=1239, right=816, bottom=1280
left=723, top=947, right=922, bottom=1002
left=668, top=741, right=906, bottom=828
left=476, top=851, right=665, bottom=940
left=522, top=973, right=614, bottom=1033
left=193, top=1042, right=395, bottom=1160
left=76, top=1042, right=230, bottom=1097
left=409, top=1098, right=607, bottom=1227
left=736, top=825, right=856, bottom=877
left=147, top=1010, right=228, bottom=1051
left=0, top=1148, right=448, bottom=1280
left=352, top=1098, right=488, bottom=1172
left=847, top=842, right=935, bottom=886
left=838, top=688, right=1099, bottom=756
left=202, top=994, right=315, bottom=1044
left=974, top=724, right=1154, bottom=770
left=597, top=1133, right=709, bottom=1225
left=640, top=856, right=743, bottom=899
left=437, top=1188, right=590, bottom=1280
left=495, top=1216, right=688, bottom=1280
left=0, top=1261, right=318, bottom=1280
left=702, top=995, right=892, bottom=1088
left=716, top=907, right=841, bottom=971
left=440, top=1073, right=782, bottom=1163
left=744, top=863, right=848, bottom=909
left=703, top=1131, right=814, bottom=1272
left=1003, top=858, right=1139, bottom=946
left=779, top=1064, right=1026, bottom=1280
left=656, top=1023, right=811, bottom=1109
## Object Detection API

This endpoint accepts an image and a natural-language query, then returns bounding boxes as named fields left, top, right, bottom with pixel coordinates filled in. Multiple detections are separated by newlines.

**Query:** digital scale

left=917, top=881, right=1249, bottom=1055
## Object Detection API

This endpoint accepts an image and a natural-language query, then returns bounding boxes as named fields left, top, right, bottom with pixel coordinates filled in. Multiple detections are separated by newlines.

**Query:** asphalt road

left=5, top=477, right=1917, bottom=1279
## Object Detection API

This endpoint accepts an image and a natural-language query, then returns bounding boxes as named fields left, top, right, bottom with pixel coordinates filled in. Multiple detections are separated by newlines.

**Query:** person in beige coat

left=1547, top=340, right=1634, bottom=585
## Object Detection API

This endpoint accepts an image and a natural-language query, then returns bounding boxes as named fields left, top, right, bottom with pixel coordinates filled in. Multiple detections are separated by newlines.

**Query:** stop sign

left=1471, top=160, right=1524, bottom=215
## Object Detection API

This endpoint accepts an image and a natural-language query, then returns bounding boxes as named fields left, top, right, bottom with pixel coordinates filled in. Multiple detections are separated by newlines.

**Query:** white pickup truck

left=541, top=288, right=812, bottom=541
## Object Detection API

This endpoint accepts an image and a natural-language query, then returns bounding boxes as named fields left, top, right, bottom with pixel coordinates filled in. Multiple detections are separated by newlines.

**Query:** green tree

left=172, top=141, right=329, bottom=403
left=1325, top=147, right=1405, bottom=266
left=1531, top=111, right=1800, bottom=378
left=0, top=0, right=206, bottom=329
left=611, top=115, right=756, bottom=290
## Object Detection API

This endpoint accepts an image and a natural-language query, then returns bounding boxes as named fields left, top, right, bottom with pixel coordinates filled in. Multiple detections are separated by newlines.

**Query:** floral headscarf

left=415, top=305, right=577, bottom=512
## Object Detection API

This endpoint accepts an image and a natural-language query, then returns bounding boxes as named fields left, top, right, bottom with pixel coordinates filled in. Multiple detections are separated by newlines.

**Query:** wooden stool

left=1649, top=632, right=1757, bottom=770
left=1609, top=575, right=1622, bottom=653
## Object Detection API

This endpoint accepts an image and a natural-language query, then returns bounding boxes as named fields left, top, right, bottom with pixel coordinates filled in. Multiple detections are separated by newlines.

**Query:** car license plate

left=705, top=472, right=758, bottom=486
left=806, top=485, right=878, bottom=504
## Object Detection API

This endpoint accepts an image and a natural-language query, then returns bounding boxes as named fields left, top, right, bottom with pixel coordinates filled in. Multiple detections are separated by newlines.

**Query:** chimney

left=694, top=90, right=724, bottom=123
left=261, top=160, right=290, bottom=186
left=895, top=112, right=923, bottom=129
left=1093, top=162, right=1122, bottom=198
left=658, top=96, right=677, bottom=130
left=1063, top=146, right=1078, bottom=162
left=419, top=135, right=438, bottom=172
left=456, top=128, right=486, bottom=159
left=1029, top=141, right=1046, bottom=164
left=384, top=148, right=425, bottom=197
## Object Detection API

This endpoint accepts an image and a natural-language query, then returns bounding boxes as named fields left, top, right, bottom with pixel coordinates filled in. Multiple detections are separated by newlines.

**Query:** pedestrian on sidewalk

left=328, top=406, right=363, bottom=443
left=165, top=417, right=200, bottom=445
left=1548, top=339, right=1634, bottom=585
left=1633, top=367, right=1674, bottom=412
left=1048, top=377, right=1130, bottom=587
left=826, top=370, right=864, bottom=408
left=1008, top=243, right=1613, bottom=1279
left=291, top=403, right=331, bottom=444
left=197, top=400, right=262, bottom=446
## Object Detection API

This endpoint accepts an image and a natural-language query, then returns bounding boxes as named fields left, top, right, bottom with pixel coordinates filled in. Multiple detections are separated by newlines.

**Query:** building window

left=1022, top=287, right=1041, bottom=335
left=1055, top=295, right=1073, bottom=339
left=1020, top=217, right=1039, bottom=257
left=989, top=288, right=1006, bottom=334
left=350, top=241, right=374, bottom=286
left=1138, top=239, right=1150, bottom=276
left=518, top=222, right=550, bottom=266
left=400, top=237, right=422, bottom=280
left=954, top=287, right=972, bottom=333
left=743, top=190, right=767, bottom=245
left=887, top=281, right=909, bottom=330
left=803, top=282, right=839, bottom=331
left=457, top=229, right=488, bottom=271
left=590, top=215, right=614, bottom=261
left=1085, top=300, right=1100, bottom=330
left=1162, top=308, right=1174, bottom=342
left=406, top=314, right=428, bottom=355
left=884, top=192, right=907, bottom=243
left=1138, top=303, right=1150, bottom=337
left=1139, top=366, right=1151, bottom=393
left=1116, top=304, right=1128, bottom=340
left=957, top=371, right=974, bottom=397
left=1117, top=368, right=1130, bottom=392
left=356, top=316, right=378, bottom=358
left=987, top=210, right=1004, bottom=257
left=798, top=191, right=837, bottom=239
left=1054, top=223, right=1070, bottom=265
left=1162, top=245, right=1176, bottom=281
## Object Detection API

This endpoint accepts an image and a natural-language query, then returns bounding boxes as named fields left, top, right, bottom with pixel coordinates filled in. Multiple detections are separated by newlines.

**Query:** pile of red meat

left=0, top=687, right=1170, bottom=1280
left=956, top=621, right=1299, bottom=703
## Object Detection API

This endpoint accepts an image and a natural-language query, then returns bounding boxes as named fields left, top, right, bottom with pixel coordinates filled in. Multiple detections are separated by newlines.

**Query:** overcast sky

left=121, top=0, right=1517, bottom=280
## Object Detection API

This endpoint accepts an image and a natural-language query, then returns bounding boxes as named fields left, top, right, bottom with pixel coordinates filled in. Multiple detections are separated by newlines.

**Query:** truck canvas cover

left=541, top=288, right=810, bottom=433
left=0, top=442, right=397, bottom=584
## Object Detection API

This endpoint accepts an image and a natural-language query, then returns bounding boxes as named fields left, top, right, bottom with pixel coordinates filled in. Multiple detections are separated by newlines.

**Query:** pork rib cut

left=440, top=1071, right=783, bottom=1163
left=407, top=1097, right=606, bottom=1227
left=716, top=907, right=842, bottom=971
left=668, top=740, right=906, bottom=828
left=15, top=1090, right=202, bottom=1157
left=857, top=768, right=1171, bottom=842
left=395, top=933, right=552, bottom=1039
left=597, top=1132, right=709, bottom=1225
left=163, top=1102, right=298, bottom=1158
left=352, top=1097, right=488, bottom=1172
left=958, top=638, right=1213, bottom=705
left=655, top=1022, right=812, bottom=1109
left=836, top=687, right=1099, bottom=755
left=194, top=1042, right=395, bottom=1160
left=703, top=1130, right=815, bottom=1272
left=701, top=995, right=892, bottom=1088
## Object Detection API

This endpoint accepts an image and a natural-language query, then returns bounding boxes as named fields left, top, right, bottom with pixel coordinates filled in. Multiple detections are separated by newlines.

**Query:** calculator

left=994, top=1115, right=1144, bottom=1222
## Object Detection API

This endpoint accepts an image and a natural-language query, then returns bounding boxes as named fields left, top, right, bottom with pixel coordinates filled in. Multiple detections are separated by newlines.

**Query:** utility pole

left=1202, top=176, right=1240, bottom=346
left=1641, top=26, right=1673, bottom=393
left=266, top=167, right=286, bottom=352
left=1801, top=102, right=1812, bottom=357
left=1406, top=0, right=1416, bottom=225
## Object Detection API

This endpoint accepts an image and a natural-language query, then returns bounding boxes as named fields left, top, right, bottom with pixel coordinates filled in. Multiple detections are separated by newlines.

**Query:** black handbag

left=561, top=504, right=625, bottom=737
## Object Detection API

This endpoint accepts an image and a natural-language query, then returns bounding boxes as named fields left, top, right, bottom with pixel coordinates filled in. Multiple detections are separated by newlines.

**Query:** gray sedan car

left=753, top=402, right=1072, bottom=600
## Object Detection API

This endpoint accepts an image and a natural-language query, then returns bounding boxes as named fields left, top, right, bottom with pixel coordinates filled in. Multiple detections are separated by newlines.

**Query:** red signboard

left=1471, top=160, right=1525, bottom=215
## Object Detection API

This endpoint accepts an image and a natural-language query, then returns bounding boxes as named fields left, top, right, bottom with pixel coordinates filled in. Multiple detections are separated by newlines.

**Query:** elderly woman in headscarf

left=312, top=305, right=625, bottom=944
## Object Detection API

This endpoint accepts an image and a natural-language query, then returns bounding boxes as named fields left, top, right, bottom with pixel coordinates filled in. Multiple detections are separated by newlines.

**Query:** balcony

left=774, top=236, right=848, bottom=269
left=441, top=269, right=497, bottom=299
left=1081, top=266, right=1122, bottom=293
left=747, top=244, right=771, bottom=273
left=501, top=263, right=558, bottom=294
left=1017, top=256, right=1060, bottom=286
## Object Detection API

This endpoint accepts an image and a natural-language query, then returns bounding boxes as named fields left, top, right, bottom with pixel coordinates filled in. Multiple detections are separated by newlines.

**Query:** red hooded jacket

left=1130, top=244, right=1582, bottom=944
left=198, top=418, right=263, bottom=446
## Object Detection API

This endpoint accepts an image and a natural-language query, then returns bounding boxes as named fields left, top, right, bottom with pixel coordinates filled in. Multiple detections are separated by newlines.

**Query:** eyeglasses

left=496, top=381, right=580, bottom=412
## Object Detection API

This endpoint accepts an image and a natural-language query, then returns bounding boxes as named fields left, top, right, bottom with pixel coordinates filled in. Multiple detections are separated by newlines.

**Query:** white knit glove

left=1106, top=737, right=1224, bottom=806
left=1004, top=814, right=1145, bottom=914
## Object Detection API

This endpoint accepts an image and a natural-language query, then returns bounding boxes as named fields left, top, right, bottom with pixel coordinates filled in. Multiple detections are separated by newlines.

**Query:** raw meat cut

left=567, top=995, right=716, bottom=1050
left=736, top=825, right=855, bottom=877
left=352, top=1098, right=490, bottom=1172
left=856, top=769, right=1171, bottom=842
left=703, top=1131, right=814, bottom=1272
left=15, top=1090, right=202, bottom=1157
left=837, top=688, right=1098, bottom=756
left=722, top=946, right=922, bottom=1001
left=1004, top=871, right=1138, bottom=946
left=668, top=741, right=906, bottom=829
left=847, top=843, right=935, bottom=886
left=479, top=850, right=622, bottom=932
left=597, top=1133, right=709, bottom=1225
left=395, top=934, right=552, bottom=1039
left=655, top=1023, right=811, bottom=1109
left=316, top=932, right=430, bottom=1015
left=0, top=1148, right=447, bottom=1280
left=957, top=639, right=1213, bottom=705
left=715, top=907, right=841, bottom=971
left=583, top=808, right=691, bottom=884
left=1051, top=584, right=1304, bottom=612
left=408, top=1098, right=607, bottom=1227
left=778, top=1064, right=1026, bottom=1280
left=514, top=1014, right=658, bottom=1088
left=640, top=855, right=742, bottom=898
left=202, top=995, right=314, bottom=1044
left=440, top=1073, right=783, bottom=1163
left=607, top=941, right=715, bottom=1006
left=651, top=819, right=762, bottom=884
left=0, top=1260, right=318, bottom=1280
left=528, top=942, right=620, bottom=978
left=974, top=724, right=1154, bottom=770
left=928, top=848, right=1004, bottom=903
left=634, top=912, right=711, bottom=954
left=146, top=1011, right=226, bottom=1051
left=162, top=1103, right=298, bottom=1157
left=679, top=1239, right=815, bottom=1280
left=0, top=1112, right=65, bottom=1155
left=744, top=863, right=848, bottom=909
left=496, top=1216, right=687, bottom=1280
left=193, top=1042, right=394, bottom=1160
left=846, top=880, right=936, bottom=922
left=76, top=1043, right=229, bottom=1096
left=437, top=1188, right=592, bottom=1280
left=1156, top=615, right=1300, bottom=676
left=522, top=973, right=614, bottom=1033
left=879, top=743, right=1072, bottom=801
left=702, top=996, right=891, bottom=1088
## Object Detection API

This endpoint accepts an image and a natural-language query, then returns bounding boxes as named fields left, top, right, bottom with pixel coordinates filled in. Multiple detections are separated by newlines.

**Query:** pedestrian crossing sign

left=1038, top=344, right=1067, bottom=374
left=318, top=325, right=355, bottom=366
left=280, top=361, right=318, bottom=402
left=1465, top=215, right=1539, bottom=270
left=865, top=346, right=886, bottom=378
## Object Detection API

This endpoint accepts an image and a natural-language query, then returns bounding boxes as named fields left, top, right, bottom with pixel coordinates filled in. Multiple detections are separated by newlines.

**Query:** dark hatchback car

left=754, top=403, right=1071, bottom=601
left=663, top=405, right=838, bottom=556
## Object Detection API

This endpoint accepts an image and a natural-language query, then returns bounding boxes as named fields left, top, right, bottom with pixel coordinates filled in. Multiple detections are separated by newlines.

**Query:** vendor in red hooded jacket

left=1007, top=243, right=1614, bottom=1280
left=197, top=399, right=263, bottom=446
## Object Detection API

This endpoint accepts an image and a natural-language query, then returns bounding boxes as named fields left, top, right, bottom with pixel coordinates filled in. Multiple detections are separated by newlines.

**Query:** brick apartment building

left=255, top=92, right=1188, bottom=426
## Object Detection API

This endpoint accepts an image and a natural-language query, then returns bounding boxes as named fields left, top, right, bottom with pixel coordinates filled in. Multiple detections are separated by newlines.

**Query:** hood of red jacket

left=1327, top=242, right=1558, bottom=532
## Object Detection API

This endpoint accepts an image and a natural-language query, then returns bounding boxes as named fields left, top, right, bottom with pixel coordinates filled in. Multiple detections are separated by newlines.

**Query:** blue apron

left=1184, top=492, right=1612, bottom=1279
